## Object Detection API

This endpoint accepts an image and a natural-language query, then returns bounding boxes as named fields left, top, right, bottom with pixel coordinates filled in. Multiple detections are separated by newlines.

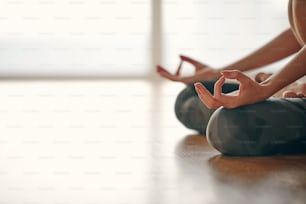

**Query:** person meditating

left=157, top=0, right=306, bottom=156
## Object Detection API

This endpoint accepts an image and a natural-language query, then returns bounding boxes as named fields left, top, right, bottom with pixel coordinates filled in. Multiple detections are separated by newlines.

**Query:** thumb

left=221, top=70, right=251, bottom=84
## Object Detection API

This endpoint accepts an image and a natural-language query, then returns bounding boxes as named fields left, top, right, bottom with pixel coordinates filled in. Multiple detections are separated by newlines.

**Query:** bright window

left=0, top=0, right=289, bottom=77
left=0, top=0, right=151, bottom=77
left=161, top=0, right=289, bottom=74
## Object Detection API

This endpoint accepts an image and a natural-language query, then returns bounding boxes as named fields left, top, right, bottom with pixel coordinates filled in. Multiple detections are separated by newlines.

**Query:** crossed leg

left=207, top=97, right=306, bottom=156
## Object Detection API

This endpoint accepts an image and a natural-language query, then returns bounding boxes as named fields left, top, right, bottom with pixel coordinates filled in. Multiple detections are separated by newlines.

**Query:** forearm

left=220, top=29, right=301, bottom=72
left=262, top=45, right=306, bottom=97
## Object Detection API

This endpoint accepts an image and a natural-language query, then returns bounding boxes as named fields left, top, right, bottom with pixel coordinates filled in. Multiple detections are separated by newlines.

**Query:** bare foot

left=255, top=72, right=272, bottom=83
left=255, top=72, right=306, bottom=98
left=278, top=83, right=306, bottom=98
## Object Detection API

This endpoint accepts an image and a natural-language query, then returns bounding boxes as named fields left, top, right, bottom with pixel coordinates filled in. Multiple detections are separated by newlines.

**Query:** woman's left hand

left=194, top=70, right=271, bottom=109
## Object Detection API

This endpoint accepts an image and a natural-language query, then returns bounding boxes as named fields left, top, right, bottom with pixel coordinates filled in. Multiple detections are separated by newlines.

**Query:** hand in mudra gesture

left=156, top=55, right=221, bottom=85
left=195, top=70, right=270, bottom=109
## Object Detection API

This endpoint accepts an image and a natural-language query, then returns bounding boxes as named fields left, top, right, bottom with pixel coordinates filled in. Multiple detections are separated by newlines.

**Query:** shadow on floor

left=175, top=134, right=216, bottom=156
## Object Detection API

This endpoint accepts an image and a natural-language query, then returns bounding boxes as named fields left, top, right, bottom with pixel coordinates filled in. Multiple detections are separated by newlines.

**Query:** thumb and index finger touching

left=193, top=70, right=249, bottom=109
left=221, top=70, right=252, bottom=84
left=157, top=55, right=208, bottom=77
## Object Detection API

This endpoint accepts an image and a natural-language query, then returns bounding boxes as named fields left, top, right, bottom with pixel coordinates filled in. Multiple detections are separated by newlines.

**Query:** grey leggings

left=175, top=81, right=306, bottom=156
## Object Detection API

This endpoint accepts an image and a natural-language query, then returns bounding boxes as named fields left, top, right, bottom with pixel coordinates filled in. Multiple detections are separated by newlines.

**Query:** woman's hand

left=156, top=55, right=221, bottom=85
left=194, top=70, right=271, bottom=109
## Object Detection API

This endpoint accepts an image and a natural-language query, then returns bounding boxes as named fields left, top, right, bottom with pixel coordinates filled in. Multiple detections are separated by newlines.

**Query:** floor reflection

left=175, top=134, right=216, bottom=155
left=176, top=134, right=306, bottom=191
left=175, top=134, right=306, bottom=203
left=208, top=154, right=306, bottom=190
left=0, top=80, right=305, bottom=204
left=175, top=134, right=217, bottom=173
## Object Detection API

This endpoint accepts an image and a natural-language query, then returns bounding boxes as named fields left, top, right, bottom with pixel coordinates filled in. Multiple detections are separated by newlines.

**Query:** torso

left=288, top=0, right=306, bottom=46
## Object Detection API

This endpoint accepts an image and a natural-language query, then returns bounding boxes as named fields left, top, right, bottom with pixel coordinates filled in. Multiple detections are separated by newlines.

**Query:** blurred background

left=0, top=0, right=290, bottom=79
left=2, top=1, right=306, bottom=204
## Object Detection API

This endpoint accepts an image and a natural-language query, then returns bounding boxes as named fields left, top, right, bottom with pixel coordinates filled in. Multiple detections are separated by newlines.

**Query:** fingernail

left=219, top=76, right=225, bottom=81
left=194, top=82, right=202, bottom=89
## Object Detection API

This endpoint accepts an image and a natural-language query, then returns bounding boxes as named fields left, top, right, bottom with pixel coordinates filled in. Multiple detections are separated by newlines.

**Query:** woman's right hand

left=156, top=55, right=221, bottom=85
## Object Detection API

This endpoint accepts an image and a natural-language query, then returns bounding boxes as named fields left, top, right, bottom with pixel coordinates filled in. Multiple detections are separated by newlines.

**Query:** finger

left=156, top=65, right=170, bottom=74
left=282, top=91, right=297, bottom=98
left=180, top=55, right=199, bottom=65
left=175, top=60, right=183, bottom=76
left=296, top=92, right=305, bottom=98
left=156, top=65, right=173, bottom=76
left=194, top=82, right=222, bottom=109
left=156, top=65, right=178, bottom=81
left=214, top=76, right=225, bottom=98
left=180, top=55, right=207, bottom=68
left=221, top=70, right=251, bottom=84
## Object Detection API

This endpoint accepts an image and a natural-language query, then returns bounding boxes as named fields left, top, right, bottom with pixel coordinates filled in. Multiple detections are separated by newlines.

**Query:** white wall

left=0, top=0, right=290, bottom=77
left=0, top=0, right=151, bottom=77
left=162, top=0, right=290, bottom=75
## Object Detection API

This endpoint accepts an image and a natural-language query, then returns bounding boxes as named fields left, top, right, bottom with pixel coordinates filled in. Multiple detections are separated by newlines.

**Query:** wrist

left=259, top=80, right=277, bottom=99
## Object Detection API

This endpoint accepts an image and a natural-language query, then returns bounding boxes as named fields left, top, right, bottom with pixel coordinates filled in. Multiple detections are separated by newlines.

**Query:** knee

left=175, top=97, right=206, bottom=134
left=175, top=86, right=194, bottom=121
left=175, top=86, right=213, bottom=134
left=206, top=107, right=263, bottom=156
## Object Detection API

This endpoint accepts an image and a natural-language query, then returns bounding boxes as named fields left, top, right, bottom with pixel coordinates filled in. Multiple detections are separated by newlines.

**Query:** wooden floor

left=0, top=80, right=305, bottom=204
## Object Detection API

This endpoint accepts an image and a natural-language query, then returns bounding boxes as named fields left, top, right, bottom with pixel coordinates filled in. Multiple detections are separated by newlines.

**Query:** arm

left=262, top=45, right=306, bottom=97
left=220, top=28, right=301, bottom=72
left=157, top=29, right=301, bottom=84
left=194, top=45, right=306, bottom=109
